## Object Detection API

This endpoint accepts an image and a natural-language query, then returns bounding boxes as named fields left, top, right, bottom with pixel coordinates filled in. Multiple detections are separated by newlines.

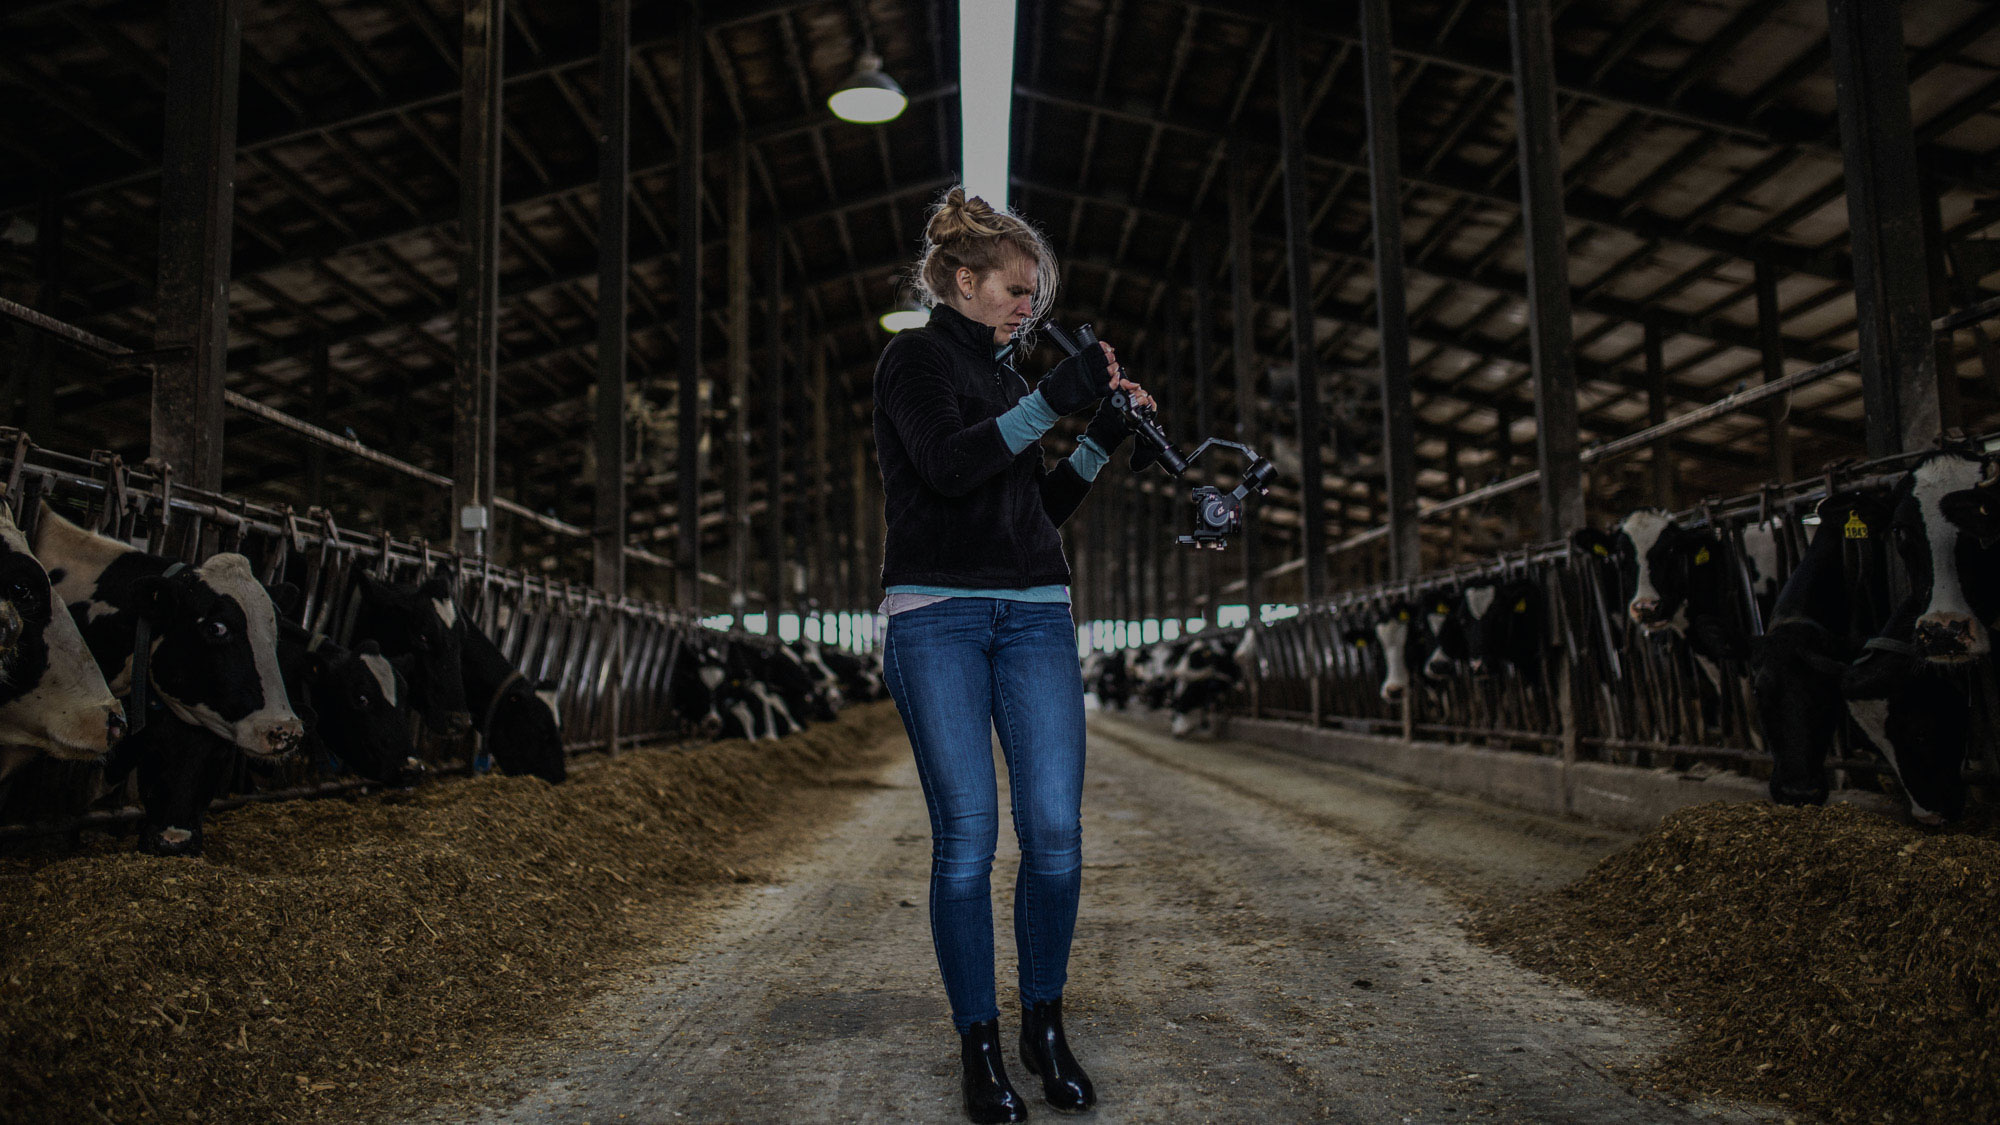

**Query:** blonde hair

left=914, top=187, right=1058, bottom=340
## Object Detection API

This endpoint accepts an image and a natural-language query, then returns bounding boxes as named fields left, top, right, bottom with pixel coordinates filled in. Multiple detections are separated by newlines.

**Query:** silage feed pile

left=0, top=702, right=903, bottom=1125
left=1480, top=801, right=2000, bottom=1125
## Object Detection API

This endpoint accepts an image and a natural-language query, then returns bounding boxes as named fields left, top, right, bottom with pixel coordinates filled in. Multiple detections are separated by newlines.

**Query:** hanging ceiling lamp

left=879, top=300, right=930, bottom=333
left=829, top=52, right=907, bottom=124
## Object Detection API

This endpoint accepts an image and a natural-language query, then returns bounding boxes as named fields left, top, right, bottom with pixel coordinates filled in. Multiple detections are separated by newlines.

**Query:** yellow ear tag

left=1592, top=543, right=1608, bottom=557
left=1844, top=512, right=1869, bottom=540
left=1355, top=638, right=1368, bottom=648
left=1693, top=547, right=1711, bottom=566
left=1513, top=598, right=1528, bottom=614
left=1397, top=610, right=1410, bottom=621
left=1435, top=603, right=1449, bottom=614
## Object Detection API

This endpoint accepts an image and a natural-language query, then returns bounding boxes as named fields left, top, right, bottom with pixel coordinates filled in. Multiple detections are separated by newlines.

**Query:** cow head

left=1890, top=451, right=1997, bottom=662
left=1349, top=602, right=1422, bottom=702
left=1422, top=592, right=1467, bottom=679
left=0, top=510, right=123, bottom=758
left=311, top=638, right=422, bottom=786
left=353, top=574, right=473, bottom=734
left=140, top=554, right=304, bottom=759
left=1574, top=509, right=1716, bottom=633
left=1461, top=581, right=1543, bottom=677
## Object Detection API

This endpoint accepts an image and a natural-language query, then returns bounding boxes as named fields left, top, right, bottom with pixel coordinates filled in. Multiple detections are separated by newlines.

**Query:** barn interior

left=5, top=0, right=1996, bottom=625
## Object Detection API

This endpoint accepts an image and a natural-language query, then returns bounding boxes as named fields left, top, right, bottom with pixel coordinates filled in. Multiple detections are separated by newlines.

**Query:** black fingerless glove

left=1083, top=396, right=1134, bottom=453
left=1036, top=347, right=1111, bottom=416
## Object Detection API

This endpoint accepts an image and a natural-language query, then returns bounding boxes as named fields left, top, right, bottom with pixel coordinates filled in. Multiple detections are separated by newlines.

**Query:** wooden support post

left=1275, top=8, right=1328, bottom=602
left=764, top=224, right=786, bottom=628
left=593, top=0, right=631, bottom=596
left=453, top=0, right=503, bottom=554
left=1753, top=264, right=1796, bottom=485
left=1507, top=0, right=1584, bottom=540
left=152, top=0, right=243, bottom=492
left=1645, top=324, right=1672, bottom=510
left=1227, top=137, right=1263, bottom=634
left=726, top=139, right=750, bottom=621
left=676, top=3, right=704, bottom=610
left=1827, top=0, right=1940, bottom=455
left=1360, top=0, right=1419, bottom=582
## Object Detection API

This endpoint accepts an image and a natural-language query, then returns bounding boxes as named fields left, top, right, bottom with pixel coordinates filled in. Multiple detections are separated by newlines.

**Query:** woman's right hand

left=1037, top=339, right=1119, bottom=416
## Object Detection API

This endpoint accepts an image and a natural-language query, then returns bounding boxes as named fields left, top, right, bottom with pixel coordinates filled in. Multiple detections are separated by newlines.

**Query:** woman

left=873, top=187, right=1151, bottom=1123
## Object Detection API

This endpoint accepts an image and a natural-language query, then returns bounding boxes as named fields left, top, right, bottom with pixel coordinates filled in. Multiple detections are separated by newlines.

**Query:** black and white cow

left=274, top=616, right=422, bottom=788
left=1168, top=630, right=1255, bottom=736
left=787, top=639, right=849, bottom=715
left=755, top=644, right=836, bottom=724
left=1571, top=509, right=1781, bottom=702
left=1420, top=591, right=1470, bottom=680
left=1461, top=579, right=1546, bottom=679
left=1751, top=491, right=1893, bottom=807
left=1084, top=649, right=1133, bottom=710
left=34, top=504, right=302, bottom=760
left=0, top=505, right=124, bottom=768
left=350, top=574, right=474, bottom=737
left=461, top=617, right=565, bottom=783
left=1343, top=601, right=1434, bottom=703
left=816, top=643, right=886, bottom=703
left=1840, top=452, right=2000, bottom=823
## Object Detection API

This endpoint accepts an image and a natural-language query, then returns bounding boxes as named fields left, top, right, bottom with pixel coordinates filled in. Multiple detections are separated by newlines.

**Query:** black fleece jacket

left=872, top=303, right=1096, bottom=589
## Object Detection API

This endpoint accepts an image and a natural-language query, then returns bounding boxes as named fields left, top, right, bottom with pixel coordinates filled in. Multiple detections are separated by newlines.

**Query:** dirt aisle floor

left=410, top=713, right=1795, bottom=1125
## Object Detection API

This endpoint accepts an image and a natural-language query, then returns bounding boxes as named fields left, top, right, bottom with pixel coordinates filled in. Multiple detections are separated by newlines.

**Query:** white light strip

left=959, top=0, right=1018, bottom=213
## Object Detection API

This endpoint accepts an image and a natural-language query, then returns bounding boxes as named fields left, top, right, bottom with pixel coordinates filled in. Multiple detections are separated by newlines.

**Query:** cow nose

left=1914, top=614, right=1987, bottom=660
left=266, top=719, right=306, bottom=757
left=444, top=711, right=474, bottom=735
left=1629, top=598, right=1660, bottom=622
left=1470, top=658, right=1488, bottom=674
left=1381, top=683, right=1405, bottom=702
left=104, top=707, right=128, bottom=746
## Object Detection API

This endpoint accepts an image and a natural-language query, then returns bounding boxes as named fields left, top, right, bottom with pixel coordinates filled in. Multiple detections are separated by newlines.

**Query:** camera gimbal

left=1044, top=321, right=1277, bottom=550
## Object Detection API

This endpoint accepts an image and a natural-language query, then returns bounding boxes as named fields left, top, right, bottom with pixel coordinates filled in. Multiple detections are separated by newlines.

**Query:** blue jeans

left=882, top=598, right=1087, bottom=1033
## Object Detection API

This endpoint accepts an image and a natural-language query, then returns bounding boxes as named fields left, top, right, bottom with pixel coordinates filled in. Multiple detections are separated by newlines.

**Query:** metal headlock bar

left=0, top=428, right=784, bottom=844
left=1240, top=422, right=2000, bottom=800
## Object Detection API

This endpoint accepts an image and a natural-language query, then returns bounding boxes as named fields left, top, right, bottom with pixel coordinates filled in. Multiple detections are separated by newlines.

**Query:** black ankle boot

left=1018, top=999, right=1096, bottom=1113
left=960, top=1019, right=1029, bottom=1123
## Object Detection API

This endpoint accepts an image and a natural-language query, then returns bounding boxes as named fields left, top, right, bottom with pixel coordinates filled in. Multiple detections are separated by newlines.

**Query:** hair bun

left=926, top=187, right=1005, bottom=244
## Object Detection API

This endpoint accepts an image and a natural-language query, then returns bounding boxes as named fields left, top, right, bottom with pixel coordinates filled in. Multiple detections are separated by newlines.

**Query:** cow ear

left=418, top=575, right=454, bottom=600
left=355, top=573, right=385, bottom=601
left=356, top=638, right=382, bottom=656
left=265, top=581, right=304, bottom=621
left=1570, top=528, right=1614, bottom=558
left=535, top=677, right=558, bottom=691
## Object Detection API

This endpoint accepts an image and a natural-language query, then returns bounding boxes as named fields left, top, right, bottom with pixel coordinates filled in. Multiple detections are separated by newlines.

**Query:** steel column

left=1360, top=0, right=1418, bottom=581
left=1645, top=324, right=1672, bottom=509
left=727, top=139, right=750, bottom=620
left=1227, top=137, right=1262, bottom=628
left=1507, top=0, right=1584, bottom=540
left=676, top=2, right=704, bottom=610
left=1753, top=264, right=1795, bottom=484
left=307, top=337, right=329, bottom=509
left=593, top=0, right=631, bottom=595
left=1275, top=8, right=1328, bottom=602
left=1191, top=235, right=1215, bottom=626
left=1827, top=0, right=1940, bottom=456
left=810, top=337, right=829, bottom=615
left=20, top=196, right=61, bottom=440
left=453, top=0, right=503, bottom=554
left=764, top=223, right=786, bottom=625
left=152, top=0, right=243, bottom=491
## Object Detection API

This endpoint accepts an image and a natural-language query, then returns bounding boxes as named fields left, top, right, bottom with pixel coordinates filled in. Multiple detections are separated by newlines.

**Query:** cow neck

left=33, top=504, right=132, bottom=603
left=127, top=560, right=186, bottom=737
left=459, top=620, right=519, bottom=732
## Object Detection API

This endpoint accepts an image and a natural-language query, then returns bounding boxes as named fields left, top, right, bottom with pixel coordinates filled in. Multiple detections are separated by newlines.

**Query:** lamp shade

left=829, top=53, right=907, bottom=124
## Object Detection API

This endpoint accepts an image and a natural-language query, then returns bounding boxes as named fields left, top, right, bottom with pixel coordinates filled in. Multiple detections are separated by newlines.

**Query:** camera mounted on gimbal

left=1044, top=321, right=1277, bottom=550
